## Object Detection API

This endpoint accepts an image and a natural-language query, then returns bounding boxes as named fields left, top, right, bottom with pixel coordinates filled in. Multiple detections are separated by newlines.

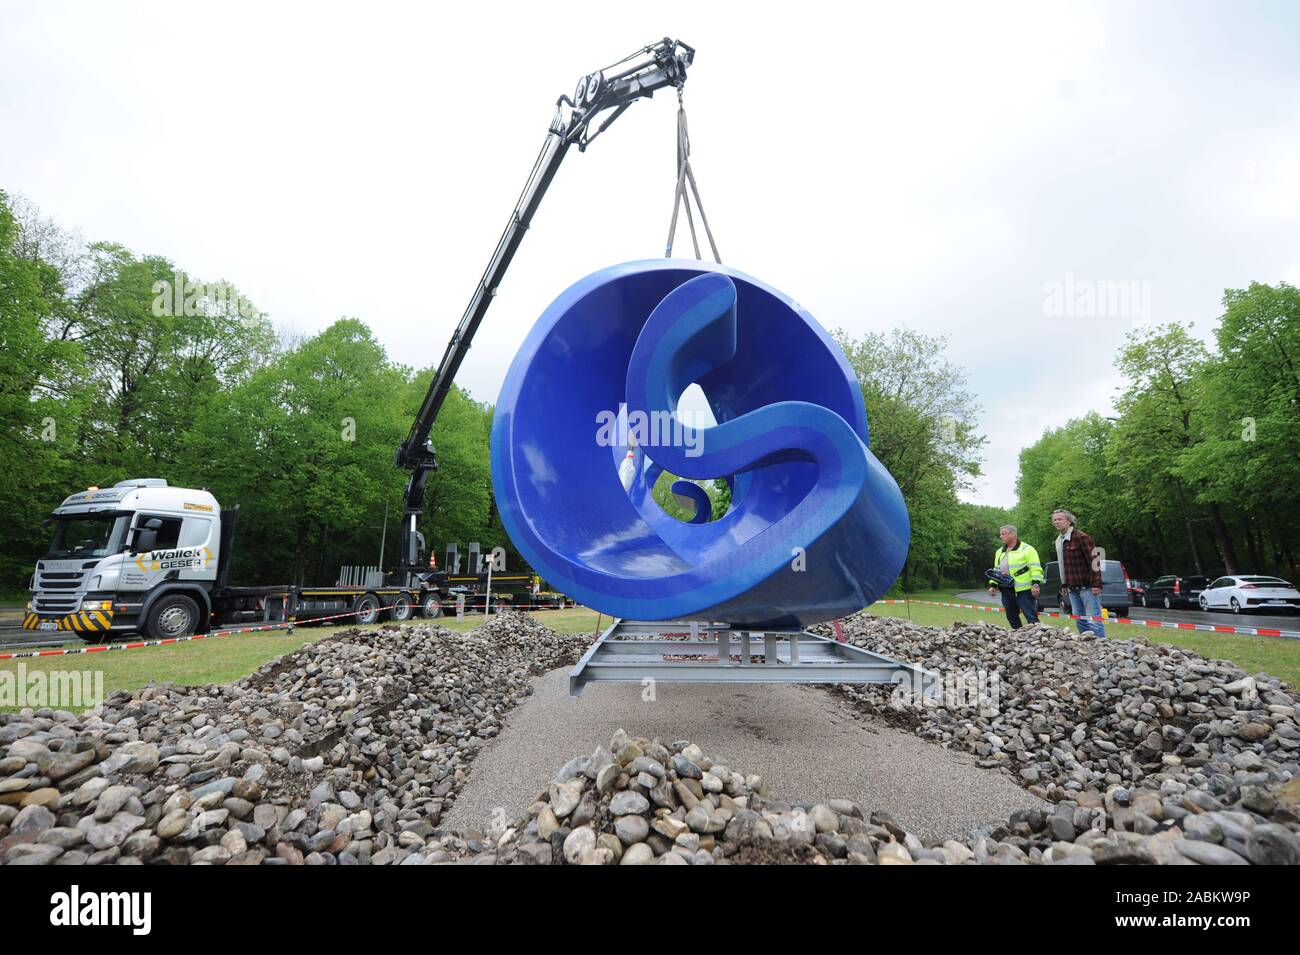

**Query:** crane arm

left=392, top=38, right=695, bottom=583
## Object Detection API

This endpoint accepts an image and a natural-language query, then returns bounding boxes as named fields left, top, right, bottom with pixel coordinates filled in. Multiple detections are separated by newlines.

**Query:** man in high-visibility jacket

left=986, top=524, right=1044, bottom=629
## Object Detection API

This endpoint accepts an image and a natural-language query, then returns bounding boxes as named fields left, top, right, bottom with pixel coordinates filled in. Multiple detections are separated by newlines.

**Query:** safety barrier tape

left=0, top=599, right=580, bottom=660
left=12, top=589, right=1289, bottom=665
left=874, top=598, right=1300, bottom=640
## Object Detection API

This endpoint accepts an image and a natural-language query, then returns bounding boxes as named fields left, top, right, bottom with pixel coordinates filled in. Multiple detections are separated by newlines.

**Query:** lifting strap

left=665, top=90, right=721, bottom=263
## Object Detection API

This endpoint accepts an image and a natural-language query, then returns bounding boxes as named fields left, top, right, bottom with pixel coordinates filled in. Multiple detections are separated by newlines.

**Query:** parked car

left=1127, top=579, right=1149, bottom=603
left=1143, top=575, right=1210, bottom=609
left=1037, top=560, right=1133, bottom=617
left=1198, top=576, right=1300, bottom=614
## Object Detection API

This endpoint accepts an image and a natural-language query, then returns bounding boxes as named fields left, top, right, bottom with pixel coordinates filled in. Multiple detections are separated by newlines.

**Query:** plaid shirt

left=1058, top=528, right=1102, bottom=589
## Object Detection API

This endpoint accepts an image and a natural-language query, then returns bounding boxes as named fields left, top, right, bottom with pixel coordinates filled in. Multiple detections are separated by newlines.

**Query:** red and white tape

left=0, top=600, right=577, bottom=661
left=875, top=598, right=1300, bottom=640
left=11, top=592, right=1290, bottom=664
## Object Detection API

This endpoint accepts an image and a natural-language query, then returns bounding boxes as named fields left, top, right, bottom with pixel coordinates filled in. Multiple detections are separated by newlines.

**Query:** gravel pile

left=0, top=612, right=588, bottom=865
left=811, top=614, right=1300, bottom=864
left=437, top=723, right=1300, bottom=865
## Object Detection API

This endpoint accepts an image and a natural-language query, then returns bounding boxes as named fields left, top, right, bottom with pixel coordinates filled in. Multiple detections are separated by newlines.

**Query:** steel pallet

left=569, top=618, right=936, bottom=697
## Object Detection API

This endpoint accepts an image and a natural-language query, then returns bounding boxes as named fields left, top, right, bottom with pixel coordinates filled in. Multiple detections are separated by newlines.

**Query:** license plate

left=39, top=621, right=59, bottom=631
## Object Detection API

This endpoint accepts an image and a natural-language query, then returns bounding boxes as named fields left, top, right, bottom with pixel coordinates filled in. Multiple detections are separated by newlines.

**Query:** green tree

left=954, top=502, right=1015, bottom=587
left=1015, top=414, right=1151, bottom=573
left=709, top=477, right=732, bottom=521
left=0, top=192, right=87, bottom=590
left=184, top=319, right=408, bottom=585
left=64, top=244, right=276, bottom=478
left=833, top=328, right=986, bottom=589
left=0, top=192, right=527, bottom=596
left=1012, top=293, right=1300, bottom=583
left=1175, top=283, right=1300, bottom=573
left=1110, top=324, right=1239, bottom=574
left=409, top=380, right=496, bottom=568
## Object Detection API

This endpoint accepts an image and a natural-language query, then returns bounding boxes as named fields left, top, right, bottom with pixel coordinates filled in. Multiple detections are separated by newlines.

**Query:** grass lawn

left=438, top=605, right=604, bottom=636
left=0, top=607, right=603, bottom=712
left=871, top=593, right=1300, bottom=688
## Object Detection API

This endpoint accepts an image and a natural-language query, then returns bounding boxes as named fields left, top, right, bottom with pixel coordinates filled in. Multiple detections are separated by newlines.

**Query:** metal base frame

left=569, top=618, right=935, bottom=697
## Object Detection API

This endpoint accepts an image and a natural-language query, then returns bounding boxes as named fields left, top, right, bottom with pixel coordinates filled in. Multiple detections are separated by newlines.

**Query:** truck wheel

left=420, top=592, right=443, bottom=619
left=145, top=594, right=200, bottom=639
left=388, top=594, right=414, bottom=622
left=352, top=594, right=380, bottom=625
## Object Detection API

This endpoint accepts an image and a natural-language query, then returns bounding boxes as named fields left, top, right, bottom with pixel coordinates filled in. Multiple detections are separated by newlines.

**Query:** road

left=0, top=605, right=86, bottom=650
left=445, top=667, right=1043, bottom=844
left=955, top=591, right=1300, bottom=633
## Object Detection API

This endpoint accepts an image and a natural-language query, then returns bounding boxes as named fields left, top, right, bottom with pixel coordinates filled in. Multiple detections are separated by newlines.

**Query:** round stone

left=614, top=815, right=649, bottom=845
left=609, top=791, right=650, bottom=816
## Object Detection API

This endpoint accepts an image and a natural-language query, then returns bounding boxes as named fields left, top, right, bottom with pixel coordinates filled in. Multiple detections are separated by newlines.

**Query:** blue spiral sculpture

left=490, top=260, right=909, bottom=629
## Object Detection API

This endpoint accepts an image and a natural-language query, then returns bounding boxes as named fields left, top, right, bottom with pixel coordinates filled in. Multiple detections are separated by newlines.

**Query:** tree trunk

left=1207, top=502, right=1238, bottom=574
left=313, top=523, right=330, bottom=585
left=1268, top=514, right=1300, bottom=574
left=1151, top=518, right=1171, bottom=576
left=1111, top=531, right=1134, bottom=574
left=1242, top=516, right=1264, bottom=572
left=294, top=523, right=308, bottom=588
left=1174, top=485, right=1204, bottom=575
left=1266, top=513, right=1288, bottom=574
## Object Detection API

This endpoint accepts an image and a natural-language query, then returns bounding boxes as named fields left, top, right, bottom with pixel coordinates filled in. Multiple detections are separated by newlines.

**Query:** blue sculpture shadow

left=491, top=260, right=909, bottom=628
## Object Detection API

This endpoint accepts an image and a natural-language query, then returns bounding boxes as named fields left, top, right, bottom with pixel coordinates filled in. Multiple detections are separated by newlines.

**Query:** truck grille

left=34, top=594, right=81, bottom=612
left=34, top=563, right=90, bottom=612
left=37, top=572, right=81, bottom=589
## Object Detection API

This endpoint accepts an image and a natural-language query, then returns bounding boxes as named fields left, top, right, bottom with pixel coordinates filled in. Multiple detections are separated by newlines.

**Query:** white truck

left=23, top=478, right=548, bottom=641
left=22, top=478, right=453, bottom=640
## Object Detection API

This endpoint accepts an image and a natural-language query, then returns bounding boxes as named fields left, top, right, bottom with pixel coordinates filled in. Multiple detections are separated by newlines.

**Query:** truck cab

left=24, top=478, right=221, bottom=639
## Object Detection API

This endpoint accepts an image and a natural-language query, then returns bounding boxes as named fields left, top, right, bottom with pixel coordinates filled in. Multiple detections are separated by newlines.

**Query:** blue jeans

left=1067, top=587, right=1106, bottom=637
left=999, top=588, right=1039, bottom=629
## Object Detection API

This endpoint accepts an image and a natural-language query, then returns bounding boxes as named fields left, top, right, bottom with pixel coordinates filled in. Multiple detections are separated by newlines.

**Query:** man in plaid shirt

left=1052, top=508, right=1105, bottom=637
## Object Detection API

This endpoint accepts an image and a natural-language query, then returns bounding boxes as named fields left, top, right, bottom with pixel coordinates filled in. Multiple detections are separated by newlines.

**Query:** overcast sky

left=3, top=1, right=1298, bottom=508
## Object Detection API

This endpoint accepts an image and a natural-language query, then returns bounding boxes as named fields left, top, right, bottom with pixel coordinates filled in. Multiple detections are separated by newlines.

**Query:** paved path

left=956, top=590, right=1000, bottom=605
left=446, top=668, right=1042, bottom=843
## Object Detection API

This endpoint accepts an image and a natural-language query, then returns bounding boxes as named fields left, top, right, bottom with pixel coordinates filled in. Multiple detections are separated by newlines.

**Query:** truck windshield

left=45, top=513, right=128, bottom=559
